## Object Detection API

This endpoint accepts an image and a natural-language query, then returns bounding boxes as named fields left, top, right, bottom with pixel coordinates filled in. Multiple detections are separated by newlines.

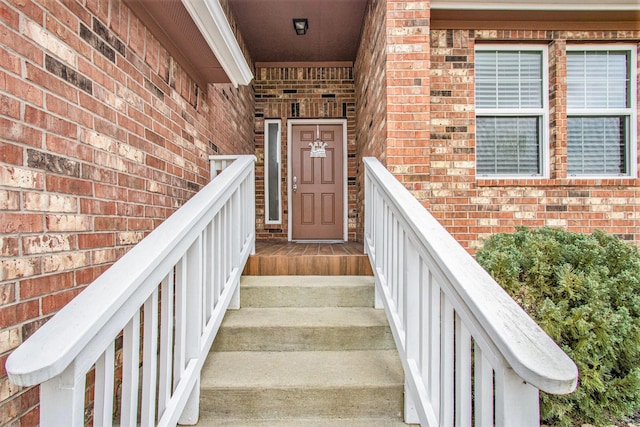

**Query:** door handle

left=293, top=176, right=297, bottom=192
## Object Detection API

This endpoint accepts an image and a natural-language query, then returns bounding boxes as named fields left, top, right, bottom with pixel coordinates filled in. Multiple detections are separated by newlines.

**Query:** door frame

left=287, top=118, right=348, bottom=242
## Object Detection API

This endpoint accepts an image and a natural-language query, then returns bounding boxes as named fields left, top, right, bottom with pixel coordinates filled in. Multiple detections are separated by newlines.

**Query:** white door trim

left=287, top=118, right=348, bottom=242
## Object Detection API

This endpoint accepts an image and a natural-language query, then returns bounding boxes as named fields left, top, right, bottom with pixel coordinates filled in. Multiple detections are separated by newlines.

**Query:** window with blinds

left=264, top=119, right=282, bottom=224
left=566, top=48, right=635, bottom=176
left=475, top=47, right=548, bottom=177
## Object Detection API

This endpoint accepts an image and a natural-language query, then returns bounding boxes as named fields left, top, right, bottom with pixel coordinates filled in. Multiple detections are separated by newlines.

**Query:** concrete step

left=195, top=416, right=412, bottom=426
left=211, top=307, right=395, bottom=351
left=239, top=275, right=374, bottom=308
left=199, top=350, right=404, bottom=420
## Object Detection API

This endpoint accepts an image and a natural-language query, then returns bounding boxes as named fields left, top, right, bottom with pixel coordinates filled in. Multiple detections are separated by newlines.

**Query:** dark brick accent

left=144, top=78, right=164, bottom=100
left=79, top=23, right=115, bottom=63
left=546, top=205, right=568, bottom=212
left=283, top=89, right=297, bottom=93
left=321, top=93, right=336, bottom=98
left=569, top=190, right=590, bottom=197
left=616, top=234, right=635, bottom=241
left=446, top=126, right=468, bottom=133
left=431, top=133, right=452, bottom=140
left=209, top=141, right=219, bottom=153
left=27, top=149, right=80, bottom=177
left=45, top=55, right=92, bottom=94
left=446, top=56, right=468, bottom=62
left=447, top=29, right=454, bottom=48
left=92, top=17, right=126, bottom=57
left=431, top=90, right=452, bottom=97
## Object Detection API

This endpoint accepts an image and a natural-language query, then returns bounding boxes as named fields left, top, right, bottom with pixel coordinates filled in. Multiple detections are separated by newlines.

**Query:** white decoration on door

left=309, top=124, right=328, bottom=158
left=309, top=140, right=328, bottom=158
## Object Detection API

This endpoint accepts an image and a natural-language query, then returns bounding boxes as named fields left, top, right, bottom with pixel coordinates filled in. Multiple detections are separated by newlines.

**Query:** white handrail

left=363, top=157, right=578, bottom=427
left=6, top=155, right=256, bottom=426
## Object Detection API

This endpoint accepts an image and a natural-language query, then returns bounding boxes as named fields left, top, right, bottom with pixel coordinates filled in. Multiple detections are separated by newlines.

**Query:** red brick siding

left=253, top=66, right=357, bottom=241
left=0, top=0, right=254, bottom=423
left=429, top=29, right=640, bottom=250
left=354, top=0, right=387, bottom=241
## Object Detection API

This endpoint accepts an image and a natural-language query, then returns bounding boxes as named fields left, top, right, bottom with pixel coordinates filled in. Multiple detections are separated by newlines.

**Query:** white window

left=566, top=45, right=637, bottom=177
left=475, top=46, right=549, bottom=178
left=264, top=119, right=282, bottom=224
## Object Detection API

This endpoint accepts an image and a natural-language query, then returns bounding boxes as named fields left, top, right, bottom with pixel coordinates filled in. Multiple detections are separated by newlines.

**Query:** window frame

left=264, top=119, right=282, bottom=225
left=474, top=44, right=550, bottom=179
left=566, top=44, right=638, bottom=179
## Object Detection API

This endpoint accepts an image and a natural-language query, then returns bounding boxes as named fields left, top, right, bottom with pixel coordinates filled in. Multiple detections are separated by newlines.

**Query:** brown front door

left=291, top=123, right=344, bottom=240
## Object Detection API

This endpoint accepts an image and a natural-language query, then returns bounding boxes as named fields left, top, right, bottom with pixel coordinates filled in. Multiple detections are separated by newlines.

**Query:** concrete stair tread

left=220, top=307, right=388, bottom=327
left=201, top=350, right=402, bottom=389
left=241, top=275, right=374, bottom=288
left=196, top=415, right=414, bottom=426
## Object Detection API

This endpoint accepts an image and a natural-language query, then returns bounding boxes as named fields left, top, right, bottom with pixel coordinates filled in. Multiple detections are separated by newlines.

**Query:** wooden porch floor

left=242, top=241, right=374, bottom=276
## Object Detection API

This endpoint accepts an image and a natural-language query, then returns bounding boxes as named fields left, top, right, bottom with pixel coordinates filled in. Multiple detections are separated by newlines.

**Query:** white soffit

left=181, top=0, right=253, bottom=87
left=431, top=0, right=639, bottom=10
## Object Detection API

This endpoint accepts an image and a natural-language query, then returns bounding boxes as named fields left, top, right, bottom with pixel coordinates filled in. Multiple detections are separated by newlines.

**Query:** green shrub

left=476, top=227, right=640, bottom=426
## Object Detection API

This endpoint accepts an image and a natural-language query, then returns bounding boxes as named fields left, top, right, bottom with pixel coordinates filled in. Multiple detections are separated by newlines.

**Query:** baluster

left=158, top=273, right=175, bottom=418
left=474, top=346, right=494, bottom=427
left=395, top=222, right=403, bottom=324
left=441, top=297, right=455, bottom=426
left=204, top=224, right=213, bottom=323
left=455, top=315, right=472, bottom=426
left=141, top=289, right=159, bottom=426
left=121, top=313, right=141, bottom=426
left=178, top=236, right=203, bottom=425
left=495, top=367, right=539, bottom=427
left=174, top=257, right=187, bottom=387
left=230, top=190, right=241, bottom=309
left=374, top=186, right=384, bottom=310
left=94, top=341, right=115, bottom=427
left=214, top=212, right=222, bottom=303
left=249, top=166, right=256, bottom=255
left=363, top=174, right=371, bottom=254
left=426, top=268, right=440, bottom=422
left=404, top=238, right=420, bottom=424
left=41, top=362, right=85, bottom=427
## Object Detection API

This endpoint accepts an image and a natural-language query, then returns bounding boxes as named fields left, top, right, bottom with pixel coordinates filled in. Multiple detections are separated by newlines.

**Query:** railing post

left=178, top=235, right=203, bottom=425
left=40, top=363, right=85, bottom=427
left=495, top=367, right=540, bottom=427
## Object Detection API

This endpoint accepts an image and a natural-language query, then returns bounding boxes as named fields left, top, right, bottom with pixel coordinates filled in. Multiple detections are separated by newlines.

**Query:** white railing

left=363, top=158, right=578, bottom=427
left=6, top=155, right=256, bottom=427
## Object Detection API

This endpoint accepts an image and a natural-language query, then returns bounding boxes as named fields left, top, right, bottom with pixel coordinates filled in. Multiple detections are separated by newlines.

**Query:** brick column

left=385, top=0, right=431, bottom=202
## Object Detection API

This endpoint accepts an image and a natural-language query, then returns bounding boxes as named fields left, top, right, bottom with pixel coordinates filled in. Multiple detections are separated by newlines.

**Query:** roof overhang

left=431, top=0, right=639, bottom=30
left=431, top=0, right=639, bottom=11
left=124, top=0, right=253, bottom=88
left=181, top=0, right=253, bottom=87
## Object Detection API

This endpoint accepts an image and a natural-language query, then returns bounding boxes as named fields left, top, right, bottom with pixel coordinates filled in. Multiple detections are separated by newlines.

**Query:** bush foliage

left=476, top=227, right=640, bottom=426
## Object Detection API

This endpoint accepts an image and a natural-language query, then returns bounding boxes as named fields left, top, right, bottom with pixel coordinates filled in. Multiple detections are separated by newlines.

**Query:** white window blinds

left=475, top=49, right=546, bottom=177
left=567, top=50, right=632, bottom=176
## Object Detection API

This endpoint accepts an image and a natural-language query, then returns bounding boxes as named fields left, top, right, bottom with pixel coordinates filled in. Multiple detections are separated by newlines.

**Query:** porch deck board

left=243, top=241, right=373, bottom=276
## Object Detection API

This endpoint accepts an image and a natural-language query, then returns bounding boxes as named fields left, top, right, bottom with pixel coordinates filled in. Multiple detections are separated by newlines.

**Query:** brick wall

left=0, top=0, right=254, bottom=423
left=354, top=0, right=387, bottom=240
left=429, top=30, right=640, bottom=250
left=354, top=0, right=433, bottom=241
left=253, top=65, right=357, bottom=241
left=354, top=1, right=639, bottom=251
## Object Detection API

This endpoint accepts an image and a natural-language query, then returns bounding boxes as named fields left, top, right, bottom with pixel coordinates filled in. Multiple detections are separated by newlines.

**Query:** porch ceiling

left=228, top=0, right=369, bottom=65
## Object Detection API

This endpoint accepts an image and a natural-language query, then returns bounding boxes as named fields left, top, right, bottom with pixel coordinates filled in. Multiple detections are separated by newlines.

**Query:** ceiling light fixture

left=293, top=18, right=308, bottom=35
